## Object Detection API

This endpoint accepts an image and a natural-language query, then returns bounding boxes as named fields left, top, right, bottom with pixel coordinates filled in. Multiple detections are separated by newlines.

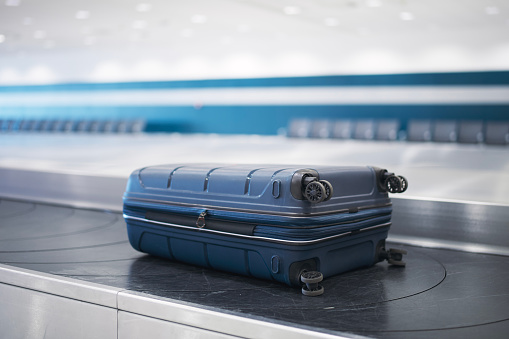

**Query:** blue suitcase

left=123, top=164, right=407, bottom=296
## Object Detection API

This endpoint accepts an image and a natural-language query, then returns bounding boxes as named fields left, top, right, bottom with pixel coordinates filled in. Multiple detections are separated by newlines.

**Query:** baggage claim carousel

left=1, top=134, right=508, bottom=339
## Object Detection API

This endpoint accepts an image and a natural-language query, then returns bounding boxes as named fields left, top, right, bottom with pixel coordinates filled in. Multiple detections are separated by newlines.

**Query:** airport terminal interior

left=1, top=1, right=509, bottom=338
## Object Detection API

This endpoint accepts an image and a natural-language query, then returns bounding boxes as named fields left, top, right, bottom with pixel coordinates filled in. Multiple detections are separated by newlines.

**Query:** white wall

left=1, top=0, right=508, bottom=84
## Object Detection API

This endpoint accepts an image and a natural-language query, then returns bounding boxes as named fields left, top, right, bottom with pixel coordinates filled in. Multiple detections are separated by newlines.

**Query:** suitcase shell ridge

left=126, top=164, right=388, bottom=215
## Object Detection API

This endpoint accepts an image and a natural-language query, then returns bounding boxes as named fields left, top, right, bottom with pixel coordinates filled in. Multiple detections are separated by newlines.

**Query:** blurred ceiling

left=0, top=0, right=508, bottom=84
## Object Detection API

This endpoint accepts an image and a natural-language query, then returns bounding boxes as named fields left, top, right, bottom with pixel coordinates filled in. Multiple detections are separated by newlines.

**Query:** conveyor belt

left=1, top=134, right=508, bottom=338
left=1, top=197, right=508, bottom=338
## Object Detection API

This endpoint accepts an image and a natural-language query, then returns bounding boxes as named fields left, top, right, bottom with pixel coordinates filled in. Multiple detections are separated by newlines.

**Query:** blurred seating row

left=0, top=119, right=146, bottom=134
left=288, top=119, right=509, bottom=145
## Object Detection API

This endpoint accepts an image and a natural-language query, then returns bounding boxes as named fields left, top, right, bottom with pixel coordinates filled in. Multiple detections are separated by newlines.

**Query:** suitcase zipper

left=196, top=210, right=207, bottom=228
left=124, top=200, right=392, bottom=227
left=253, top=214, right=392, bottom=241
left=123, top=213, right=392, bottom=246
left=124, top=206, right=392, bottom=240
left=124, top=196, right=391, bottom=218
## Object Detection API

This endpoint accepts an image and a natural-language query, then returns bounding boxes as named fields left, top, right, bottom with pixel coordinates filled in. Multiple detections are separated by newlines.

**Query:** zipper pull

left=196, top=210, right=207, bottom=228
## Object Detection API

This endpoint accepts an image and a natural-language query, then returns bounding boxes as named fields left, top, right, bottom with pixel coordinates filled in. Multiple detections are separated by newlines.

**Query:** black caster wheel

left=387, top=248, right=407, bottom=267
left=398, top=176, right=408, bottom=193
left=301, top=271, right=323, bottom=284
left=388, top=259, right=406, bottom=266
left=319, top=180, right=333, bottom=201
left=385, top=175, right=402, bottom=193
left=302, top=284, right=324, bottom=297
left=304, top=181, right=326, bottom=203
left=301, top=271, right=324, bottom=296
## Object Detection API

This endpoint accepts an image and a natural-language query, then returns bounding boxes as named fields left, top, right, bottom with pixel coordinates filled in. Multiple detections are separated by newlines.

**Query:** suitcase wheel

left=387, top=248, right=407, bottom=266
left=378, top=246, right=407, bottom=266
left=302, top=284, right=324, bottom=297
left=319, top=180, right=333, bottom=201
left=300, top=271, right=324, bottom=296
left=388, top=258, right=406, bottom=267
left=301, top=270, right=323, bottom=284
left=398, top=175, right=408, bottom=193
left=304, top=181, right=326, bottom=203
left=382, top=172, right=409, bottom=194
left=384, top=174, right=403, bottom=193
left=388, top=248, right=407, bottom=266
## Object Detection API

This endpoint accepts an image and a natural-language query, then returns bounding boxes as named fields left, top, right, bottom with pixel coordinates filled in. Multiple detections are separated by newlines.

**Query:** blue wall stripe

left=1, top=71, right=509, bottom=93
left=1, top=71, right=508, bottom=135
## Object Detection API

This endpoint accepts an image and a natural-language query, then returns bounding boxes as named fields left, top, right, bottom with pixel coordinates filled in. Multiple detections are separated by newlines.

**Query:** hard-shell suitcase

left=123, top=164, right=407, bottom=296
